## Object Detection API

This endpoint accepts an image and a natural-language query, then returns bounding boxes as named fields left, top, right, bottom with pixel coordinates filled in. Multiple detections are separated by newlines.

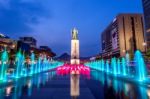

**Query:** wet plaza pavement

left=0, top=70, right=150, bottom=99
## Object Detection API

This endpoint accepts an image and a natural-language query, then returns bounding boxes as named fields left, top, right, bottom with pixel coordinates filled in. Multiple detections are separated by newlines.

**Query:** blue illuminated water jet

left=0, top=49, right=63, bottom=83
left=117, top=59, right=121, bottom=75
left=0, top=49, right=8, bottom=81
left=134, top=50, right=146, bottom=81
left=30, top=52, right=35, bottom=75
left=121, top=58, right=127, bottom=76
left=111, top=58, right=117, bottom=75
left=126, top=53, right=130, bottom=75
left=14, top=50, right=22, bottom=78
left=85, top=50, right=147, bottom=82
left=106, top=60, right=109, bottom=73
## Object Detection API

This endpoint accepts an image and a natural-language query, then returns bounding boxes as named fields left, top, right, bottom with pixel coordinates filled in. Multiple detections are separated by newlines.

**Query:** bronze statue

left=72, top=28, right=78, bottom=40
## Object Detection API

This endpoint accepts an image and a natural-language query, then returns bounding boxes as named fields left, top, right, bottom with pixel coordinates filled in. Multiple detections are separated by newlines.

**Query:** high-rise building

left=101, top=14, right=145, bottom=58
left=19, top=37, right=37, bottom=48
left=142, top=0, right=150, bottom=48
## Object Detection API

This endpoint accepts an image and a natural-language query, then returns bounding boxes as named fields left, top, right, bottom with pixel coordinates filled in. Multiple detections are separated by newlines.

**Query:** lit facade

left=142, top=0, right=150, bottom=49
left=0, top=33, right=16, bottom=51
left=102, top=14, right=145, bottom=58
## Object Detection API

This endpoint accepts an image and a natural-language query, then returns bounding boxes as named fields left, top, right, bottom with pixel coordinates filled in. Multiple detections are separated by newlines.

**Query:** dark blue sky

left=0, top=0, right=143, bottom=56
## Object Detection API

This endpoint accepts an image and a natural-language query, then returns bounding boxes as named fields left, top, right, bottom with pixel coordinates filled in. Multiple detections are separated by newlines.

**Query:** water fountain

left=0, top=48, right=63, bottom=83
left=14, top=51, right=23, bottom=78
left=30, top=52, right=35, bottom=75
left=106, top=60, right=109, bottom=73
left=101, top=59, right=104, bottom=71
left=21, top=53, right=26, bottom=77
left=0, top=49, right=8, bottom=81
left=126, top=53, right=130, bottom=75
left=134, top=50, right=146, bottom=81
left=111, top=58, right=117, bottom=75
left=117, top=59, right=121, bottom=75
left=43, top=56, right=47, bottom=71
left=37, top=57, right=42, bottom=73
left=121, top=57, right=127, bottom=76
left=85, top=50, right=147, bottom=82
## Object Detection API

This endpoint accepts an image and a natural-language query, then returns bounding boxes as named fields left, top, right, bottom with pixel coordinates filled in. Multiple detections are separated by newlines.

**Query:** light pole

left=122, top=49, right=126, bottom=57
left=142, top=42, right=147, bottom=53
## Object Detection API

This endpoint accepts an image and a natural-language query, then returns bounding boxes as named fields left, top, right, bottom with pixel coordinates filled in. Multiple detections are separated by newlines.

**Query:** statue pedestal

left=71, top=39, right=80, bottom=65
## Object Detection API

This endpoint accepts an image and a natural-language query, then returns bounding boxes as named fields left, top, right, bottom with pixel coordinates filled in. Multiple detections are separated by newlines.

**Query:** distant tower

left=71, top=28, right=80, bottom=64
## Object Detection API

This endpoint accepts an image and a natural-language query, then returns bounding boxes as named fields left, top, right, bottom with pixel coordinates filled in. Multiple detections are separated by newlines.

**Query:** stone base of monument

left=71, top=70, right=80, bottom=75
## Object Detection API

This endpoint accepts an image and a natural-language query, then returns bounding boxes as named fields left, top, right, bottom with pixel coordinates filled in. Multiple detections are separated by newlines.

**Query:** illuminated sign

left=111, top=28, right=118, bottom=50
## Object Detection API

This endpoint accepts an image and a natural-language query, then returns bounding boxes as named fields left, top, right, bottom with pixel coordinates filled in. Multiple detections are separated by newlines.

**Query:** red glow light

left=56, top=64, right=90, bottom=76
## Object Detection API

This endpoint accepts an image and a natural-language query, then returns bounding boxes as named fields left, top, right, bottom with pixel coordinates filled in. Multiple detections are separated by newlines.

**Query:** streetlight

left=12, top=44, right=15, bottom=49
left=142, top=42, right=147, bottom=52
left=143, top=42, right=147, bottom=46
left=122, top=50, right=126, bottom=53
left=122, top=49, right=126, bottom=57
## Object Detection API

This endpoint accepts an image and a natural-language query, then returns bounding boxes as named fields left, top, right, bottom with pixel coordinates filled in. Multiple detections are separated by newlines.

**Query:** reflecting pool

left=0, top=70, right=149, bottom=99
left=88, top=70, right=150, bottom=99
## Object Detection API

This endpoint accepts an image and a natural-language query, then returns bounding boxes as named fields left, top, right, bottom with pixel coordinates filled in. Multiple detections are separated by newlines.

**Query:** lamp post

left=142, top=42, right=147, bottom=53
left=122, top=49, right=126, bottom=57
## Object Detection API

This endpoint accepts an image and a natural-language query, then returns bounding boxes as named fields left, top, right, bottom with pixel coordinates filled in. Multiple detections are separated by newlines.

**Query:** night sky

left=0, top=0, right=143, bottom=57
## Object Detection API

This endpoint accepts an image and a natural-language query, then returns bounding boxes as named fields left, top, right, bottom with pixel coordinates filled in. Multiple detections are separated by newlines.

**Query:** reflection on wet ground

left=88, top=70, right=150, bottom=99
left=0, top=71, right=56, bottom=99
left=0, top=70, right=150, bottom=99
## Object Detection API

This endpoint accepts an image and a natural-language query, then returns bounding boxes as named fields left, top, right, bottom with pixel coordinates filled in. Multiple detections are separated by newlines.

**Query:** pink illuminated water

left=56, top=64, right=90, bottom=76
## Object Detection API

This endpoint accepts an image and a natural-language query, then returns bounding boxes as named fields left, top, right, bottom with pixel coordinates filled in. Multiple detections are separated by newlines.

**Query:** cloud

left=0, top=0, right=10, bottom=8
left=0, top=0, right=50, bottom=37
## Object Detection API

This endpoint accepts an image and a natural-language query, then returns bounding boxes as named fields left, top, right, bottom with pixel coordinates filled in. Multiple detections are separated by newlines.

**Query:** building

left=142, top=0, right=150, bottom=49
left=101, top=14, right=145, bottom=58
left=39, top=46, right=52, bottom=52
left=19, top=37, right=37, bottom=48
left=17, top=41, right=30, bottom=53
left=0, top=33, right=16, bottom=51
left=101, top=24, right=112, bottom=59
left=39, top=46, right=56, bottom=58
